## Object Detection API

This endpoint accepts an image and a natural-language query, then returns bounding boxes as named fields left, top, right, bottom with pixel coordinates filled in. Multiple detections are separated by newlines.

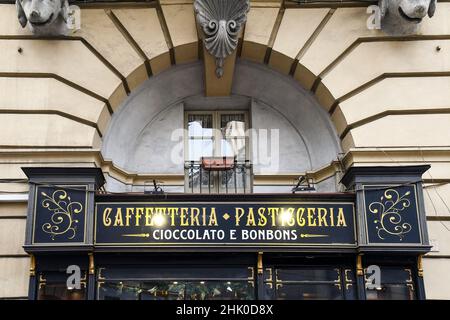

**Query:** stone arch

left=101, top=59, right=341, bottom=191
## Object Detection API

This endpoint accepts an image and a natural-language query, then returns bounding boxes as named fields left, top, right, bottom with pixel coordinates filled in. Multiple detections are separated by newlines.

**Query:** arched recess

left=101, top=59, right=341, bottom=192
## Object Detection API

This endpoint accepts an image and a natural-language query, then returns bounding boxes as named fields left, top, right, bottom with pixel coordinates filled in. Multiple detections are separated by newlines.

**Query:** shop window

left=37, top=270, right=87, bottom=300
left=263, top=266, right=356, bottom=300
left=98, top=280, right=254, bottom=300
left=185, top=111, right=251, bottom=193
left=365, top=267, right=416, bottom=300
left=97, top=265, right=254, bottom=300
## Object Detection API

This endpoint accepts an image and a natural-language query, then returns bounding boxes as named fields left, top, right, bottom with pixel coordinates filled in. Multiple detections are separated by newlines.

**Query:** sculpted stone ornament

left=379, top=0, right=437, bottom=35
left=194, top=0, right=250, bottom=78
left=16, top=0, right=71, bottom=36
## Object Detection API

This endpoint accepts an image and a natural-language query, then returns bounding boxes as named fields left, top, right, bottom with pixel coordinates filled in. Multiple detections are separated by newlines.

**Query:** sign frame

left=94, top=200, right=357, bottom=248
left=361, top=184, right=423, bottom=246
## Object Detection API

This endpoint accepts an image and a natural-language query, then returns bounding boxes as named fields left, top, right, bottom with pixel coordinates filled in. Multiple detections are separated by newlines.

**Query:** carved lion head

left=16, top=0, right=69, bottom=35
left=379, top=0, right=437, bottom=35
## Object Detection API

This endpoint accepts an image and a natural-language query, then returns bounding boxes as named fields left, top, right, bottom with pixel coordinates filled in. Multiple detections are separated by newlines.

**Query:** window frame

left=184, top=110, right=250, bottom=162
left=263, top=265, right=356, bottom=300
left=364, top=266, right=416, bottom=300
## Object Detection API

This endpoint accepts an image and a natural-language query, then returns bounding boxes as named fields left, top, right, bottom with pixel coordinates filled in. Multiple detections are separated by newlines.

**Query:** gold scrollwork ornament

left=40, top=189, right=83, bottom=240
left=369, top=189, right=413, bottom=241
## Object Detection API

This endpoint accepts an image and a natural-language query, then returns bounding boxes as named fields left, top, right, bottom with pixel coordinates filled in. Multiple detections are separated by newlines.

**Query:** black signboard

left=362, top=185, right=422, bottom=244
left=32, top=185, right=88, bottom=244
left=94, top=202, right=356, bottom=247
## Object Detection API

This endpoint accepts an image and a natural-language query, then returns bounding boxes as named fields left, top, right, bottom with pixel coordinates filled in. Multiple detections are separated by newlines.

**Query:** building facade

left=0, top=0, right=449, bottom=300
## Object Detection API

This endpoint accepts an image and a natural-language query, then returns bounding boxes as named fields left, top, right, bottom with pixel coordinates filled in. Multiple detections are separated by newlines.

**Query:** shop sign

left=94, top=202, right=356, bottom=247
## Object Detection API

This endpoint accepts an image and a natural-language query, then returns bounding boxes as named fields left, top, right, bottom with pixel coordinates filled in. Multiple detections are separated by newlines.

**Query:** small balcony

left=184, top=157, right=252, bottom=194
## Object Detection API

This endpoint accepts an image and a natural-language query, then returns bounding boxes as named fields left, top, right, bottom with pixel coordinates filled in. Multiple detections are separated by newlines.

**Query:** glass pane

left=98, top=281, right=140, bottom=300
left=37, top=271, right=87, bottom=300
left=141, top=281, right=186, bottom=300
left=188, top=114, right=213, bottom=137
left=221, top=114, right=245, bottom=137
left=188, top=138, right=213, bottom=161
left=219, top=166, right=249, bottom=193
left=99, top=266, right=250, bottom=280
left=184, top=281, right=254, bottom=300
left=98, top=281, right=254, bottom=300
left=344, top=283, right=357, bottom=300
left=188, top=166, right=215, bottom=193
left=370, top=267, right=412, bottom=283
left=276, top=284, right=344, bottom=300
left=220, top=138, right=246, bottom=159
left=38, top=283, right=86, bottom=300
left=276, top=268, right=340, bottom=282
left=220, top=170, right=234, bottom=190
left=220, top=114, right=246, bottom=159
left=366, top=284, right=415, bottom=300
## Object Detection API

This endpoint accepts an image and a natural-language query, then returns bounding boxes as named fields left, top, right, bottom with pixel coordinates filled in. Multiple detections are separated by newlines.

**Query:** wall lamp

left=144, top=180, right=164, bottom=195
left=292, top=176, right=316, bottom=193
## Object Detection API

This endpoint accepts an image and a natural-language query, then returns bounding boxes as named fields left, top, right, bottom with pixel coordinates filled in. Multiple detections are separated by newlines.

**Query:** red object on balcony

left=201, top=157, right=235, bottom=171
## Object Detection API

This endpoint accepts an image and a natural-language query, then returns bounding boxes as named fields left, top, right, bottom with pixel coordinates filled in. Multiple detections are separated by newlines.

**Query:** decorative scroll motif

left=194, top=0, right=250, bottom=78
left=379, top=0, right=437, bottom=35
left=40, top=189, right=83, bottom=240
left=369, top=189, right=412, bottom=241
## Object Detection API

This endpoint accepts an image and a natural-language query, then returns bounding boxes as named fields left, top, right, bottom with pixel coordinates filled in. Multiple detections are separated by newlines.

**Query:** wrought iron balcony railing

left=184, top=159, right=252, bottom=194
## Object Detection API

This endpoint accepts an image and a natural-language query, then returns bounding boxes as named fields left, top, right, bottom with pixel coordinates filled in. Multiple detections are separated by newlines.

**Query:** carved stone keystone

left=194, top=0, right=250, bottom=78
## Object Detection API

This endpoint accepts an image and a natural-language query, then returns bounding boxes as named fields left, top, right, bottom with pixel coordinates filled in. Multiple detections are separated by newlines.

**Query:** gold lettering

left=267, top=208, right=279, bottom=227
left=180, top=207, right=189, bottom=226
left=103, top=208, right=112, bottom=227
left=101, top=204, right=349, bottom=229
left=329, top=208, right=335, bottom=226
left=168, top=208, right=178, bottom=226
left=113, top=208, right=124, bottom=226
left=257, top=207, right=267, bottom=227
left=336, top=208, right=347, bottom=227
left=135, top=207, right=144, bottom=226
left=203, top=207, right=208, bottom=225
left=317, top=208, right=328, bottom=227
left=246, top=208, right=256, bottom=226
left=209, top=208, right=218, bottom=226
left=167, top=208, right=178, bottom=226
left=191, top=208, right=200, bottom=226
left=296, top=208, right=306, bottom=227
left=235, top=208, right=245, bottom=226
left=125, top=208, right=133, bottom=226
left=307, top=208, right=317, bottom=227
left=145, top=207, right=154, bottom=226
left=286, top=208, right=295, bottom=227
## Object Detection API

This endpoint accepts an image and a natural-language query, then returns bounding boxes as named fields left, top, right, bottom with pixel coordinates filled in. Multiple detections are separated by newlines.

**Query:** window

left=365, top=267, right=416, bottom=300
left=37, top=270, right=87, bottom=300
left=98, top=280, right=254, bottom=300
left=184, top=111, right=251, bottom=193
left=264, top=266, right=356, bottom=300
left=97, top=265, right=254, bottom=300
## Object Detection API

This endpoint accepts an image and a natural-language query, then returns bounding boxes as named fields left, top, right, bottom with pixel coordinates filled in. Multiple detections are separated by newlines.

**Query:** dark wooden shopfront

left=22, top=167, right=431, bottom=300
